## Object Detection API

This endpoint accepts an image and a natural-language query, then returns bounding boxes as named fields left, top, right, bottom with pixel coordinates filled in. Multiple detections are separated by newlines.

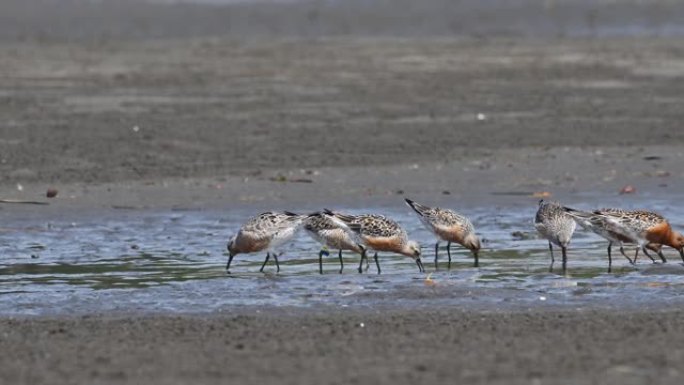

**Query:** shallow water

left=2, top=199, right=684, bottom=316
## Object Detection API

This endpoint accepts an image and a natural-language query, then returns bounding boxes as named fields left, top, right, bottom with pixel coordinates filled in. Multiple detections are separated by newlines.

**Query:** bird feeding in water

left=303, top=212, right=366, bottom=274
left=323, top=209, right=423, bottom=274
left=404, top=198, right=481, bottom=269
left=563, top=206, right=665, bottom=272
left=226, top=211, right=309, bottom=274
left=534, top=200, right=576, bottom=272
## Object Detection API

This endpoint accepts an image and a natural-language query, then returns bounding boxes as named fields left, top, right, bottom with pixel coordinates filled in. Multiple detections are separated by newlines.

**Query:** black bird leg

left=447, top=241, right=452, bottom=269
left=260, top=252, right=270, bottom=273
left=338, top=249, right=344, bottom=274
left=641, top=246, right=657, bottom=263
left=226, top=255, right=234, bottom=274
left=619, top=246, right=635, bottom=265
left=607, top=242, right=614, bottom=273
left=319, top=249, right=330, bottom=274
left=561, top=246, right=568, bottom=272
left=434, top=241, right=440, bottom=270
left=358, top=249, right=366, bottom=274
left=658, top=250, right=667, bottom=263
left=273, top=253, right=280, bottom=273
left=373, top=252, right=381, bottom=275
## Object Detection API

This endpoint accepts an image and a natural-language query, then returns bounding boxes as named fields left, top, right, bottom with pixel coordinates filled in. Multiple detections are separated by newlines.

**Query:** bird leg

left=607, top=242, right=614, bottom=273
left=434, top=241, right=440, bottom=270
left=318, top=249, right=330, bottom=274
left=373, top=252, right=381, bottom=275
left=548, top=242, right=555, bottom=273
left=416, top=258, right=425, bottom=273
left=226, top=255, right=234, bottom=274
left=260, top=252, right=271, bottom=273
left=658, top=250, right=667, bottom=263
left=358, top=249, right=366, bottom=274
left=472, top=248, right=479, bottom=268
left=338, top=249, right=344, bottom=274
left=619, top=246, right=635, bottom=265
left=561, top=246, right=568, bottom=272
left=273, top=253, right=280, bottom=273
left=641, top=246, right=657, bottom=263
left=447, top=241, right=452, bottom=269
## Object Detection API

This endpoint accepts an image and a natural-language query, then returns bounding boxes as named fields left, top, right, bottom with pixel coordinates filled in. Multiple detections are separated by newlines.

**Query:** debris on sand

left=46, top=188, right=58, bottom=198
left=0, top=199, right=48, bottom=205
left=619, top=185, right=636, bottom=194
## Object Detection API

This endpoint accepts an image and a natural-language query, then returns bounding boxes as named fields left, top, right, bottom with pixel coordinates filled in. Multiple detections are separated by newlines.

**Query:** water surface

left=2, top=199, right=684, bottom=316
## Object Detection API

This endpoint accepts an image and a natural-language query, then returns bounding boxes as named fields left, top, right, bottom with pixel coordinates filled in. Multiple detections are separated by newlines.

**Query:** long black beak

left=226, top=254, right=235, bottom=274
left=416, top=258, right=425, bottom=273
left=679, top=248, right=684, bottom=263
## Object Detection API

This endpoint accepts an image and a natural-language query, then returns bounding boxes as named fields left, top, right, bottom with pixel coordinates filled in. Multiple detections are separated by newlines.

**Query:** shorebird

left=563, top=207, right=665, bottom=272
left=404, top=198, right=480, bottom=269
left=592, top=209, right=684, bottom=263
left=304, top=212, right=366, bottom=274
left=226, top=211, right=308, bottom=274
left=534, top=200, right=576, bottom=272
left=323, top=209, right=423, bottom=274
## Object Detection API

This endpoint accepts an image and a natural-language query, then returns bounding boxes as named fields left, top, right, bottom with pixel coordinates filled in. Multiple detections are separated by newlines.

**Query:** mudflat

left=3, top=308, right=684, bottom=385
left=2, top=1, right=684, bottom=384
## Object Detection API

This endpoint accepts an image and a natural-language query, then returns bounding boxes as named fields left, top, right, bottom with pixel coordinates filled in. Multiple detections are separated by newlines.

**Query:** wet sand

left=3, top=0, right=684, bottom=383
left=3, top=308, right=684, bottom=385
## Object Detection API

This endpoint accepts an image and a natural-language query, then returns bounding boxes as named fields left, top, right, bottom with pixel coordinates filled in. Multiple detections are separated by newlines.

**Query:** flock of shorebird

left=225, top=199, right=684, bottom=274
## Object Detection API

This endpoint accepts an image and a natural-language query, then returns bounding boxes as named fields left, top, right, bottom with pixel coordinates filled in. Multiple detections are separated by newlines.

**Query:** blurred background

left=1, top=0, right=683, bottom=186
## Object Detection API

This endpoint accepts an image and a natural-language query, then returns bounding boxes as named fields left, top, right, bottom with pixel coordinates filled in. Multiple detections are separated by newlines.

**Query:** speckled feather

left=535, top=201, right=576, bottom=247
left=405, top=199, right=475, bottom=239
left=594, top=209, right=668, bottom=237
left=304, top=213, right=363, bottom=253
left=565, top=207, right=636, bottom=243
left=233, top=211, right=307, bottom=250
left=327, top=212, right=406, bottom=239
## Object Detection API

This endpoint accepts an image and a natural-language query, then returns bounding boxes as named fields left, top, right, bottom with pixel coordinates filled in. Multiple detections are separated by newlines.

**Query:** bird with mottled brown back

left=593, top=209, right=684, bottom=263
left=404, top=198, right=480, bottom=269
left=226, top=211, right=309, bottom=274
left=304, top=212, right=365, bottom=274
left=564, top=206, right=667, bottom=271
left=534, top=200, right=576, bottom=272
left=323, top=209, right=423, bottom=274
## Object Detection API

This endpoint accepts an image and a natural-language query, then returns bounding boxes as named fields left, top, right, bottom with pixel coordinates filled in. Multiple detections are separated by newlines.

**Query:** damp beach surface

left=2, top=198, right=684, bottom=316
left=3, top=0, right=684, bottom=383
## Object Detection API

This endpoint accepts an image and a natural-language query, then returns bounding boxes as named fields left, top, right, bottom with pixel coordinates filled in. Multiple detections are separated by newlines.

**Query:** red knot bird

left=591, top=209, right=684, bottom=264
left=304, top=212, right=366, bottom=274
left=564, top=207, right=665, bottom=272
left=404, top=198, right=480, bottom=269
left=323, top=209, right=423, bottom=274
left=534, top=200, right=577, bottom=272
left=226, top=211, right=308, bottom=274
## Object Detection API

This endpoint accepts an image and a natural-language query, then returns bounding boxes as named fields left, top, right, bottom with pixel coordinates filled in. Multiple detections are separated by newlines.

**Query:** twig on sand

left=0, top=199, right=49, bottom=205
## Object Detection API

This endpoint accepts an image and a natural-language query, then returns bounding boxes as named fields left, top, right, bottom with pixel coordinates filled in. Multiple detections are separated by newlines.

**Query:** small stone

left=46, top=188, right=58, bottom=198
left=619, top=185, right=636, bottom=194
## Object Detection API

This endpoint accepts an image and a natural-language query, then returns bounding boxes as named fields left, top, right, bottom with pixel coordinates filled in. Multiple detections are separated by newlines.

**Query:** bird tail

left=323, top=209, right=362, bottom=234
left=404, top=198, right=430, bottom=216
left=562, top=206, right=593, bottom=219
left=323, top=208, right=356, bottom=223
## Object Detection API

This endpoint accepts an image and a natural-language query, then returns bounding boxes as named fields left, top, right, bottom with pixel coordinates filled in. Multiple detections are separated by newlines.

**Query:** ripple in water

left=2, top=200, right=684, bottom=316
